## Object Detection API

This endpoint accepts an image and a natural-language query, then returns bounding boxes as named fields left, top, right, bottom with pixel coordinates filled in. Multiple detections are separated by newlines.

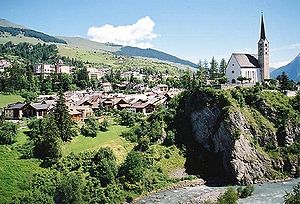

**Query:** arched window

left=232, top=79, right=236, bottom=83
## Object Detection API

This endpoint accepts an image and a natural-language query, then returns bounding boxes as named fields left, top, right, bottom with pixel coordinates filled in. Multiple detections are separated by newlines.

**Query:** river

left=137, top=178, right=300, bottom=204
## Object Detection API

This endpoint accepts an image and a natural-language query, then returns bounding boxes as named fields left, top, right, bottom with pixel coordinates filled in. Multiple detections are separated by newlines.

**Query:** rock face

left=190, top=106, right=273, bottom=184
left=175, top=89, right=300, bottom=184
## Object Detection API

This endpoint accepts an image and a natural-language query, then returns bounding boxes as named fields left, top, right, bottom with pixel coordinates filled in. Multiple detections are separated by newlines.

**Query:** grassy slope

left=0, top=94, right=23, bottom=108
left=62, top=125, right=132, bottom=163
left=0, top=128, right=42, bottom=203
left=58, top=45, right=180, bottom=75
left=0, top=34, right=43, bottom=45
left=58, top=45, right=117, bottom=67
left=149, top=145, right=185, bottom=175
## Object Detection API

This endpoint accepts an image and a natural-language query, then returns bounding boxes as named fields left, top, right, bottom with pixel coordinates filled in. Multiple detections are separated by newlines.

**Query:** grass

left=0, top=94, right=23, bottom=108
left=58, top=45, right=181, bottom=75
left=0, top=127, right=42, bottom=203
left=62, top=125, right=132, bottom=163
left=148, top=145, right=186, bottom=175
left=58, top=45, right=117, bottom=67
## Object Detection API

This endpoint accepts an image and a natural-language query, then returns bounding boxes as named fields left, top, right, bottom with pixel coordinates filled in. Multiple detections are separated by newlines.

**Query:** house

left=154, top=84, right=169, bottom=93
left=113, top=98, right=131, bottom=110
left=34, top=63, right=75, bottom=77
left=4, top=102, right=52, bottom=120
left=74, top=106, right=93, bottom=119
left=69, top=109, right=82, bottom=122
left=101, top=82, right=113, bottom=92
left=87, top=68, right=109, bottom=80
left=4, top=103, right=26, bottom=119
left=33, top=64, right=56, bottom=76
left=130, top=101, right=155, bottom=114
left=226, top=14, right=269, bottom=84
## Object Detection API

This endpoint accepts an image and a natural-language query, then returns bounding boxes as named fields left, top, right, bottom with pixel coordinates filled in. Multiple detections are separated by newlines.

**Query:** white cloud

left=87, top=16, right=158, bottom=48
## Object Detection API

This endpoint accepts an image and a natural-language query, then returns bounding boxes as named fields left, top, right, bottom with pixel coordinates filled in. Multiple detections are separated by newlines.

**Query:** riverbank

left=135, top=177, right=300, bottom=204
left=133, top=179, right=206, bottom=203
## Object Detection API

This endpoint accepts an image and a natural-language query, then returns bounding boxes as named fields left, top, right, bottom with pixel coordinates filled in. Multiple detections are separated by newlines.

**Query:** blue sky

left=1, top=0, right=300, bottom=67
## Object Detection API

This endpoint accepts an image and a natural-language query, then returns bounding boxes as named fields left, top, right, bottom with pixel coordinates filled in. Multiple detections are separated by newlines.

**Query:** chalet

left=69, top=109, right=82, bottom=122
left=114, top=98, right=131, bottom=110
left=4, top=102, right=52, bottom=120
left=130, top=101, right=155, bottom=114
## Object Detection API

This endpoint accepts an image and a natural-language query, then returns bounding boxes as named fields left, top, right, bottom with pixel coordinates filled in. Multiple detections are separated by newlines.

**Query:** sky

left=1, top=0, right=300, bottom=68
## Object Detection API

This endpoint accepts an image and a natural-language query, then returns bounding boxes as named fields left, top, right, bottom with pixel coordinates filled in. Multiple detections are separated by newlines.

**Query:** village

left=3, top=83, right=181, bottom=122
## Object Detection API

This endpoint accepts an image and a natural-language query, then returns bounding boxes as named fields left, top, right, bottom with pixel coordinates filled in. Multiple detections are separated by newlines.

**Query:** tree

left=55, top=172, right=83, bottom=204
left=28, top=115, right=62, bottom=161
left=89, top=147, right=118, bottom=187
left=118, top=151, right=148, bottom=184
left=292, top=91, right=300, bottom=111
left=219, top=58, right=227, bottom=76
left=21, top=90, right=38, bottom=103
left=277, top=72, right=295, bottom=91
left=53, top=91, right=77, bottom=142
left=237, top=76, right=248, bottom=85
left=0, top=121, right=18, bottom=145
left=284, top=182, right=300, bottom=204
left=209, top=57, right=219, bottom=79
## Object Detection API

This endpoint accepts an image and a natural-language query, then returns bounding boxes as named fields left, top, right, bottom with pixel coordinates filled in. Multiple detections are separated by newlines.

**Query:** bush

left=81, top=125, right=97, bottom=137
left=99, top=119, right=109, bottom=132
left=0, top=121, right=18, bottom=144
left=217, top=187, right=238, bottom=204
left=237, top=185, right=254, bottom=198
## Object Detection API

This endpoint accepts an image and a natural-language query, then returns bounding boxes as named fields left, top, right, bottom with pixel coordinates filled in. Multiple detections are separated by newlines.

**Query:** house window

left=232, top=70, right=234, bottom=74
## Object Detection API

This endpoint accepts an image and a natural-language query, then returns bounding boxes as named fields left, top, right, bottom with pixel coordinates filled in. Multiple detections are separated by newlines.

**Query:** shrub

left=99, top=119, right=109, bottom=132
left=237, top=185, right=254, bottom=198
left=0, top=121, right=18, bottom=144
left=81, top=125, right=97, bottom=137
left=217, top=187, right=238, bottom=204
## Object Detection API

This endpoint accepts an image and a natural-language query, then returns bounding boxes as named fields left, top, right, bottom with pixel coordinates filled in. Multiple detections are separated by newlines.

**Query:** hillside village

left=4, top=86, right=181, bottom=121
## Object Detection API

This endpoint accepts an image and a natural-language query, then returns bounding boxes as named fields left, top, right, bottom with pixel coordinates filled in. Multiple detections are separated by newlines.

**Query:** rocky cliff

left=174, top=88, right=300, bottom=184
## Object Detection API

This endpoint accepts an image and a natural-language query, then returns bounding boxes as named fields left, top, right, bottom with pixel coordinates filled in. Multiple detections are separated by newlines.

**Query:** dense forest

left=0, top=26, right=66, bottom=44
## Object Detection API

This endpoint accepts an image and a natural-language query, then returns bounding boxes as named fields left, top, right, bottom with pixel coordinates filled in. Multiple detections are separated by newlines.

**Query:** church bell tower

left=258, top=14, right=269, bottom=81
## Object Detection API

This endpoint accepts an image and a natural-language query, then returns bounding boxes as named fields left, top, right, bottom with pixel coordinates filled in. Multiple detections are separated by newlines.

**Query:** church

left=225, top=15, right=269, bottom=84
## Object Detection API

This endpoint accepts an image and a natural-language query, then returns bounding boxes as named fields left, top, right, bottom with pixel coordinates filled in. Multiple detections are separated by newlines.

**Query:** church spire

left=260, top=13, right=266, bottom=40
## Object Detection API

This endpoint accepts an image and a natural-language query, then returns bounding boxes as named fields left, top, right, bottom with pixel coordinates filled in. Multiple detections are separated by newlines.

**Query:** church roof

left=260, top=14, right=266, bottom=40
left=232, top=53, right=260, bottom=68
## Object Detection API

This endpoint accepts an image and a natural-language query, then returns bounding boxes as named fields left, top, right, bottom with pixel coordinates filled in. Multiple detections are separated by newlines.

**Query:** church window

left=232, top=64, right=234, bottom=66
left=232, top=70, right=234, bottom=74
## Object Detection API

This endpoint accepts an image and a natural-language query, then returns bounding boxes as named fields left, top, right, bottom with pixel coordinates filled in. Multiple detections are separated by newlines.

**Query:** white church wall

left=240, top=68, right=261, bottom=83
left=225, top=56, right=241, bottom=83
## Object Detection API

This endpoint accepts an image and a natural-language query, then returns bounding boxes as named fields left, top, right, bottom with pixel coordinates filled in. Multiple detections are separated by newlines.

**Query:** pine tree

left=53, top=91, right=77, bottom=142
left=209, top=57, right=219, bottom=79
left=219, top=58, right=227, bottom=76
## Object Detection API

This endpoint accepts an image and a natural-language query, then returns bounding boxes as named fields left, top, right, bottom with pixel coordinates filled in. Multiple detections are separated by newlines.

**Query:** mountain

left=59, top=36, right=198, bottom=68
left=0, top=19, right=26, bottom=29
left=271, top=54, right=300, bottom=82
left=115, top=46, right=198, bottom=68
left=0, top=18, right=197, bottom=69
